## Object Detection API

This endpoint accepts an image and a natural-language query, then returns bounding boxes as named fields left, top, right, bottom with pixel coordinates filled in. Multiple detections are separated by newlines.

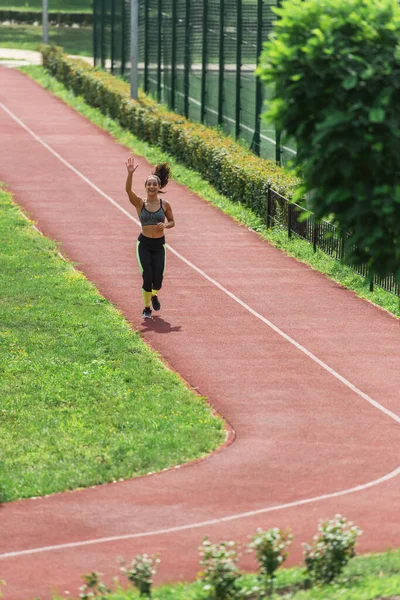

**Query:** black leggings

left=136, top=233, right=166, bottom=292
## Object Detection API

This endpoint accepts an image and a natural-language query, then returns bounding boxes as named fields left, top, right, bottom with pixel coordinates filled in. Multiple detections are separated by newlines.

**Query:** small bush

left=121, top=553, right=160, bottom=598
left=198, top=537, right=241, bottom=600
left=41, top=45, right=301, bottom=223
left=303, top=514, right=362, bottom=585
left=79, top=572, right=110, bottom=599
left=247, top=527, right=293, bottom=597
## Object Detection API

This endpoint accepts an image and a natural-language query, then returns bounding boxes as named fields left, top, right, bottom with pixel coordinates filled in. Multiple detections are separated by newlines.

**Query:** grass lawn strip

left=0, top=1, right=91, bottom=11
left=0, top=185, right=224, bottom=503
left=0, top=24, right=93, bottom=55
left=50, top=549, right=400, bottom=599
left=19, top=65, right=400, bottom=320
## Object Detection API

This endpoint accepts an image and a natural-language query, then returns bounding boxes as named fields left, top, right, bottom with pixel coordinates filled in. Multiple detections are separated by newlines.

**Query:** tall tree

left=258, top=0, right=400, bottom=280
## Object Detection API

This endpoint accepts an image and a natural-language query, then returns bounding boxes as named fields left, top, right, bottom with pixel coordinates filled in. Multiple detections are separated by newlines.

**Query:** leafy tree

left=258, top=0, right=400, bottom=280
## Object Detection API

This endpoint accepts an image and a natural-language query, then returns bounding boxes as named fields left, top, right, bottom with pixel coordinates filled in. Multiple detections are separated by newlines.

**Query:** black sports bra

left=139, top=200, right=166, bottom=226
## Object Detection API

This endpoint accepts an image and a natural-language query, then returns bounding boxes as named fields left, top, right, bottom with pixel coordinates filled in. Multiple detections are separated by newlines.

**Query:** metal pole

left=184, top=0, right=191, bottom=118
left=287, top=202, right=292, bottom=237
left=266, top=182, right=272, bottom=228
left=171, top=0, right=177, bottom=109
left=93, top=0, right=98, bottom=66
left=157, top=0, right=162, bottom=102
left=111, top=0, right=115, bottom=74
left=312, top=216, right=318, bottom=253
left=200, top=0, right=208, bottom=123
left=130, top=0, right=139, bottom=99
left=235, top=0, right=242, bottom=139
left=275, top=0, right=282, bottom=164
left=42, top=0, right=49, bottom=44
left=101, top=0, right=106, bottom=69
left=275, top=128, right=281, bottom=164
left=121, top=0, right=126, bottom=75
left=218, top=0, right=225, bottom=125
left=144, top=0, right=149, bottom=92
left=253, top=0, right=263, bottom=155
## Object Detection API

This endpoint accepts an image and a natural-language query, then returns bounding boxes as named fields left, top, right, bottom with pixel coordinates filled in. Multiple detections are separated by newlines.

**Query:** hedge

left=41, top=46, right=301, bottom=219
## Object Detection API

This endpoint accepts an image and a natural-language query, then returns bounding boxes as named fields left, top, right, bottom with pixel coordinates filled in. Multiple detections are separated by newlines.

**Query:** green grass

left=0, top=23, right=93, bottom=55
left=0, top=185, right=224, bottom=503
left=52, top=549, right=400, bottom=599
left=19, top=65, right=400, bottom=320
left=0, top=0, right=91, bottom=12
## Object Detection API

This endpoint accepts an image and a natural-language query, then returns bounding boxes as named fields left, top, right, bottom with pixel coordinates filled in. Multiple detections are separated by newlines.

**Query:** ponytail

left=153, top=163, right=171, bottom=189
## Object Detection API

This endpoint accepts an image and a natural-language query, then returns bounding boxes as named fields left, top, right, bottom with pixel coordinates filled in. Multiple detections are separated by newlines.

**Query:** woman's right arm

left=125, top=157, right=142, bottom=209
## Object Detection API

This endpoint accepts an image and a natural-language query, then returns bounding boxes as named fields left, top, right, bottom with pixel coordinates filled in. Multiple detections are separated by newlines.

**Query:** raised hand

left=125, top=157, right=139, bottom=173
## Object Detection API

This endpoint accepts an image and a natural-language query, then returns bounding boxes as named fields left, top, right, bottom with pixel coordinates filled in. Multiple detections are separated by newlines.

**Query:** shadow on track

left=140, top=316, right=182, bottom=334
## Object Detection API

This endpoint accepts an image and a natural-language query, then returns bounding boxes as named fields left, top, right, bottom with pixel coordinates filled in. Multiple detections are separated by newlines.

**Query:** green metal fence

left=267, top=187, right=400, bottom=297
left=93, top=0, right=296, bottom=163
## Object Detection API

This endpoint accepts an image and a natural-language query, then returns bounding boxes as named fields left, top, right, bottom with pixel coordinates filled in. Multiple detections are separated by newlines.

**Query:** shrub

left=40, top=45, right=301, bottom=223
left=79, top=572, right=110, bottom=599
left=257, top=0, right=400, bottom=281
left=303, top=514, right=362, bottom=584
left=121, top=553, right=160, bottom=597
left=247, top=527, right=293, bottom=597
left=198, top=537, right=241, bottom=600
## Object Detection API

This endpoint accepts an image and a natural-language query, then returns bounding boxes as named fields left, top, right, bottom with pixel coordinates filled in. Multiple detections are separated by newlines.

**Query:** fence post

left=266, top=183, right=272, bottom=228
left=120, top=0, right=126, bottom=75
left=93, top=0, right=98, bottom=66
left=312, top=217, right=318, bottom=253
left=340, top=236, right=345, bottom=262
left=101, top=0, right=106, bottom=69
left=144, top=0, right=149, bottom=92
left=218, top=0, right=225, bottom=125
left=157, top=0, right=162, bottom=101
left=275, top=128, right=282, bottom=165
left=275, top=0, right=282, bottom=164
left=235, top=0, right=242, bottom=139
left=288, top=202, right=292, bottom=238
left=171, top=0, right=177, bottom=109
left=184, top=0, right=191, bottom=118
left=200, top=0, right=208, bottom=123
left=111, top=0, right=115, bottom=73
left=253, top=0, right=263, bottom=155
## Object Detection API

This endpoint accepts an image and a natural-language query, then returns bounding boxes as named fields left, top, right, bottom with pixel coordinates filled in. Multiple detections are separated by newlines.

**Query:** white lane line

left=1, top=101, right=398, bottom=426
left=0, top=101, right=399, bottom=561
left=1, top=465, right=400, bottom=560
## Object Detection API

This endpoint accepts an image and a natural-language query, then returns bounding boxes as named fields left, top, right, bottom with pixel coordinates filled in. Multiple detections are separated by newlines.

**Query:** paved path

left=0, top=47, right=93, bottom=67
left=0, top=67, right=399, bottom=600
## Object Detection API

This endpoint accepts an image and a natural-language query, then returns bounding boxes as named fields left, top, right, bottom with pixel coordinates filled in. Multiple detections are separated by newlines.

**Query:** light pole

left=42, top=0, right=49, bottom=44
left=130, top=0, right=139, bottom=99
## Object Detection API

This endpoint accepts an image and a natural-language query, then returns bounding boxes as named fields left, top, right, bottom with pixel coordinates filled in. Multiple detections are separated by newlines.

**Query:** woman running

left=125, top=157, right=175, bottom=319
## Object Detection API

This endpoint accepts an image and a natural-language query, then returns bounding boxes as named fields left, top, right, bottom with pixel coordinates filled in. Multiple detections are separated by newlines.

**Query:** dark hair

left=153, top=163, right=171, bottom=189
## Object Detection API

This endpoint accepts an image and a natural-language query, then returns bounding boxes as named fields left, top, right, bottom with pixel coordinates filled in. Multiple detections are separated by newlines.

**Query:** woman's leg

left=136, top=239, right=153, bottom=309
left=150, top=243, right=166, bottom=310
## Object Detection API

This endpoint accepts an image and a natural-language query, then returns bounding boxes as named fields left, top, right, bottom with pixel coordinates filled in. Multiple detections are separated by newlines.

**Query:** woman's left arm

left=163, top=201, right=175, bottom=230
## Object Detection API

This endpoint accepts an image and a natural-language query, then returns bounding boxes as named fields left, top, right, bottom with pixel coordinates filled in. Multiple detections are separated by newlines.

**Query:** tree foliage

left=258, top=0, right=400, bottom=280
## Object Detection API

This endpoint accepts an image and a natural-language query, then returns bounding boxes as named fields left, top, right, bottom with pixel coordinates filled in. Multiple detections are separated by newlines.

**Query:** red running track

left=0, top=68, right=399, bottom=600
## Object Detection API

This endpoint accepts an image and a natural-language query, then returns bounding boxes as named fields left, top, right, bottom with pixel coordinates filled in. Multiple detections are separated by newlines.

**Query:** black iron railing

left=267, top=186, right=400, bottom=297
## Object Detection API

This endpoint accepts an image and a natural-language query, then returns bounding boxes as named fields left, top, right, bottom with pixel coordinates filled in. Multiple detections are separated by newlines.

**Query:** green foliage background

left=258, top=0, right=400, bottom=281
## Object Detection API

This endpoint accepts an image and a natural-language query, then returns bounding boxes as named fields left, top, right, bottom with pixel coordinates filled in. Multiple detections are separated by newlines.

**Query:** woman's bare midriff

left=141, top=224, right=165, bottom=239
